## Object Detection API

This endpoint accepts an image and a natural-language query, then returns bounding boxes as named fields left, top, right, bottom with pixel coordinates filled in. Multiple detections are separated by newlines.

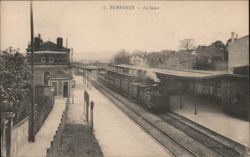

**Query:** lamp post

left=194, top=80, right=197, bottom=115
left=179, top=85, right=183, bottom=109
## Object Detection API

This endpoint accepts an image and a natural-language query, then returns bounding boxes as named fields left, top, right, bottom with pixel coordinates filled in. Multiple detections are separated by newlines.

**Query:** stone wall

left=11, top=117, right=29, bottom=157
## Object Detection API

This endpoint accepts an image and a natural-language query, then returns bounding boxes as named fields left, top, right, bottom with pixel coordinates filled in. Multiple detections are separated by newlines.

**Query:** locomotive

left=97, top=70, right=169, bottom=112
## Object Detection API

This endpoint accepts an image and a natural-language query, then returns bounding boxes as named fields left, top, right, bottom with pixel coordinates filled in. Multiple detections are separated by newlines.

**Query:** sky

left=1, top=1, right=249, bottom=61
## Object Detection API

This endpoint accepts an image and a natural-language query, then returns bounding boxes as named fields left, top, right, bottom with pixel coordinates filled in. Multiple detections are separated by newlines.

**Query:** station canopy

left=72, top=65, right=104, bottom=70
left=110, top=64, right=247, bottom=80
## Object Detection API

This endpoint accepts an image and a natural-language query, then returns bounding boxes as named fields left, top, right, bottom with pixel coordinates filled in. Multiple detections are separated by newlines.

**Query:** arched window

left=43, top=71, right=50, bottom=85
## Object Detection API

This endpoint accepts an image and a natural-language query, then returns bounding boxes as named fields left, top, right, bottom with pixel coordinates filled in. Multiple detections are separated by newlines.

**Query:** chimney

left=57, top=37, right=63, bottom=49
left=34, top=37, right=40, bottom=50
left=235, top=34, right=238, bottom=39
left=231, top=32, right=235, bottom=42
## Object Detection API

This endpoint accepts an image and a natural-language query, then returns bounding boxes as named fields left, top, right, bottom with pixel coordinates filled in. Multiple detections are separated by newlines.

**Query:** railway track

left=92, top=80, right=248, bottom=157
left=161, top=113, right=248, bottom=157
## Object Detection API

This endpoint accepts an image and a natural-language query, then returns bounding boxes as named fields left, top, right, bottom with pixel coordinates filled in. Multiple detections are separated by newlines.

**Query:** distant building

left=129, top=53, right=146, bottom=65
left=228, top=34, right=249, bottom=73
left=197, top=41, right=226, bottom=61
left=163, top=51, right=196, bottom=69
left=194, top=41, right=228, bottom=71
left=27, top=34, right=72, bottom=97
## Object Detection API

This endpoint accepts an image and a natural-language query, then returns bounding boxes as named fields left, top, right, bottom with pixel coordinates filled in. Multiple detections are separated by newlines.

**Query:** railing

left=46, top=98, right=70, bottom=157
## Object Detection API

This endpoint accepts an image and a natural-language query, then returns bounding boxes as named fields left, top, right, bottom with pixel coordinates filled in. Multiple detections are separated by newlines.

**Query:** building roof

left=50, top=69, right=72, bottom=79
left=32, top=51, right=68, bottom=54
left=27, top=41, right=70, bottom=52
left=225, top=34, right=248, bottom=47
left=110, top=64, right=248, bottom=79
left=71, top=65, right=104, bottom=70
left=228, top=35, right=249, bottom=47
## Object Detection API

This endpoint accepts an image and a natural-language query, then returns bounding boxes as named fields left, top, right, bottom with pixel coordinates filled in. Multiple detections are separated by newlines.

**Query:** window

left=49, top=57, right=54, bottom=63
left=43, top=71, right=50, bottom=85
left=41, top=57, right=46, bottom=63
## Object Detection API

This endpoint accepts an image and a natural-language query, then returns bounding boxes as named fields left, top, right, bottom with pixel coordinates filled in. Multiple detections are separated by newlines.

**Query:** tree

left=145, top=50, right=174, bottom=67
left=0, top=49, right=31, bottom=123
left=112, top=49, right=130, bottom=64
left=145, top=52, right=163, bottom=67
left=179, top=38, right=196, bottom=52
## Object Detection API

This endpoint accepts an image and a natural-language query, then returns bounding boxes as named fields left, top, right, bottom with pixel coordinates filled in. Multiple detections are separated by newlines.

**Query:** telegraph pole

left=29, top=0, right=35, bottom=142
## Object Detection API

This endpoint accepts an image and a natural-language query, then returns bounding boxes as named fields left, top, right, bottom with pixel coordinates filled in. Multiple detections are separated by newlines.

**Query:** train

left=97, top=70, right=170, bottom=112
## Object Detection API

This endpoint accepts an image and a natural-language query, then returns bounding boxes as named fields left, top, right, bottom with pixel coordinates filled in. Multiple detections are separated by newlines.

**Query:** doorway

left=63, top=82, right=69, bottom=97
left=51, top=81, right=58, bottom=96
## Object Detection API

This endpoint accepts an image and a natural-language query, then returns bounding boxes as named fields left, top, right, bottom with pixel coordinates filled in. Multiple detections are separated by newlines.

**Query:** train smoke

left=145, top=71, right=160, bottom=82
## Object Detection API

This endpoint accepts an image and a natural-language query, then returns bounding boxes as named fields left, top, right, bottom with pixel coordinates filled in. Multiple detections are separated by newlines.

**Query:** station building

left=27, top=34, right=72, bottom=97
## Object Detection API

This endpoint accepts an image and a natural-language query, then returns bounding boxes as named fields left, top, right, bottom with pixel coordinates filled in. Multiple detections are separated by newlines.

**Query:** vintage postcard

left=1, top=1, right=249, bottom=157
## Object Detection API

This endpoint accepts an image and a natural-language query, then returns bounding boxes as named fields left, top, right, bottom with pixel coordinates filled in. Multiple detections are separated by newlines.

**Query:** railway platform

left=57, top=75, right=103, bottom=157
left=169, top=95, right=250, bottom=147
left=76, top=75, right=171, bottom=157
left=17, top=98, right=67, bottom=157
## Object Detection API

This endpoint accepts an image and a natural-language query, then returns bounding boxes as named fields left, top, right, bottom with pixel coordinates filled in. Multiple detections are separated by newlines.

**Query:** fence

left=46, top=98, right=70, bottom=157
left=1, top=114, right=29, bottom=157
left=11, top=117, right=29, bottom=157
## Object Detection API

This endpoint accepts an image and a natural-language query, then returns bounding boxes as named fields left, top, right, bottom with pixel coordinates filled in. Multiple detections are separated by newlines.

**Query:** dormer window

left=41, top=57, right=46, bottom=63
left=49, top=57, right=54, bottom=63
